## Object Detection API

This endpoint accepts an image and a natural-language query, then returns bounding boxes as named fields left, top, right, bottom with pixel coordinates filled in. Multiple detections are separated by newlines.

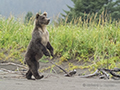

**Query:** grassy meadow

left=0, top=14, right=120, bottom=71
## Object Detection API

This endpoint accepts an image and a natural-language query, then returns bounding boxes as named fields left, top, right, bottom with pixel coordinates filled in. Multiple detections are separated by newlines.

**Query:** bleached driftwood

left=0, top=62, right=27, bottom=69
left=79, top=69, right=110, bottom=79
left=50, top=61, right=76, bottom=77
left=79, top=69, right=100, bottom=78
left=79, top=68, right=120, bottom=79
left=103, top=68, right=120, bottom=78
left=0, top=68, right=26, bottom=75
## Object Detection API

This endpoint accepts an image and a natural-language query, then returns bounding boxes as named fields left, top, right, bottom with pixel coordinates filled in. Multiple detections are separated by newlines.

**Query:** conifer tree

left=62, top=0, right=120, bottom=22
left=104, top=0, right=120, bottom=20
left=24, top=11, right=33, bottom=24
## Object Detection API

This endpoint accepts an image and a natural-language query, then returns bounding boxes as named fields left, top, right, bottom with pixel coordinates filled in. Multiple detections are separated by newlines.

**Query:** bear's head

left=35, top=12, right=50, bottom=26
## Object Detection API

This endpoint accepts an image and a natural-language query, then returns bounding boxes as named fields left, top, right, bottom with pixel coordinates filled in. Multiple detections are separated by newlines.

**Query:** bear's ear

left=43, top=12, right=47, bottom=16
left=36, top=13, right=40, bottom=19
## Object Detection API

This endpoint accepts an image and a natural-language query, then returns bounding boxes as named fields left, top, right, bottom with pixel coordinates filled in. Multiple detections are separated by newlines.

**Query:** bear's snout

left=48, top=19, right=50, bottom=22
left=47, top=19, right=50, bottom=24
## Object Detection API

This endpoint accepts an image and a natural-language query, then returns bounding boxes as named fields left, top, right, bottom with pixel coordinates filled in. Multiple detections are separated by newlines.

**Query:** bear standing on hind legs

left=25, top=12, right=54, bottom=80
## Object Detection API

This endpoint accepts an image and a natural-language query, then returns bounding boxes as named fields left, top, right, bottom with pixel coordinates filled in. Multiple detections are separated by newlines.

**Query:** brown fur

left=25, top=12, right=54, bottom=80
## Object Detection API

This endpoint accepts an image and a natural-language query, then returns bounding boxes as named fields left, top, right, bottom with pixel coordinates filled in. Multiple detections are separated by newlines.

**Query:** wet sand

left=0, top=72, right=120, bottom=90
left=0, top=61, right=120, bottom=90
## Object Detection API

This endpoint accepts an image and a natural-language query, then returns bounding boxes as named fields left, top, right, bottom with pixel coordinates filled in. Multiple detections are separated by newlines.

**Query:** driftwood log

left=0, top=62, right=27, bottom=77
left=0, top=62, right=27, bottom=69
left=103, top=68, right=120, bottom=78
left=79, top=68, right=120, bottom=80
left=79, top=69, right=100, bottom=78
left=50, top=61, right=76, bottom=77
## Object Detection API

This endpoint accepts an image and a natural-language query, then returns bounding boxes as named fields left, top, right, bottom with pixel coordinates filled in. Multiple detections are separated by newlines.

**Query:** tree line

left=62, top=0, right=120, bottom=23
left=25, top=0, right=120, bottom=24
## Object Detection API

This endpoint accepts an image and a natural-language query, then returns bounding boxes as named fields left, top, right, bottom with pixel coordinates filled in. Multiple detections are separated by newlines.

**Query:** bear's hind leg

left=26, top=57, right=44, bottom=79
left=26, top=69, right=32, bottom=80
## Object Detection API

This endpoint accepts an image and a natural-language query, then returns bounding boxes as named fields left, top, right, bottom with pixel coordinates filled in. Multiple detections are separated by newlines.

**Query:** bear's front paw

left=42, top=48, right=50, bottom=56
left=50, top=50, right=54, bottom=57
left=44, top=51, right=50, bottom=57
left=51, top=52, right=53, bottom=57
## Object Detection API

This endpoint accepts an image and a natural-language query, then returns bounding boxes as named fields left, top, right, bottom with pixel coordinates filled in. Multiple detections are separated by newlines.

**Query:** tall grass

left=0, top=13, right=120, bottom=70
left=0, top=15, right=33, bottom=63
left=51, top=12, right=120, bottom=70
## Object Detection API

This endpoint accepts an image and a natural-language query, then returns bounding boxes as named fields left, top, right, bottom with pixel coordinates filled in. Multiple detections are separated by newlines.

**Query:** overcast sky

left=0, top=0, right=74, bottom=18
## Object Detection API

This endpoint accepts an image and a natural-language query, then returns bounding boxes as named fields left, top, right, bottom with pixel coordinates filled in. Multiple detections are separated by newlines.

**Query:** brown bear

left=24, top=12, right=54, bottom=80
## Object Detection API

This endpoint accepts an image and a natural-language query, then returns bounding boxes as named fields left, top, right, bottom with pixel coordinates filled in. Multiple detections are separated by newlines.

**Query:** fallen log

left=103, top=68, right=120, bottom=78
left=103, top=68, right=120, bottom=72
left=79, top=68, right=120, bottom=79
left=0, top=62, right=27, bottom=69
left=98, top=69, right=110, bottom=79
left=50, top=61, right=76, bottom=77
left=79, top=69, right=100, bottom=78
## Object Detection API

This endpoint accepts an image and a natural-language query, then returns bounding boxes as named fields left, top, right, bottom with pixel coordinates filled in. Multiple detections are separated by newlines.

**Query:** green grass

left=0, top=14, right=120, bottom=70
left=50, top=22, right=120, bottom=70
left=0, top=16, right=33, bottom=63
